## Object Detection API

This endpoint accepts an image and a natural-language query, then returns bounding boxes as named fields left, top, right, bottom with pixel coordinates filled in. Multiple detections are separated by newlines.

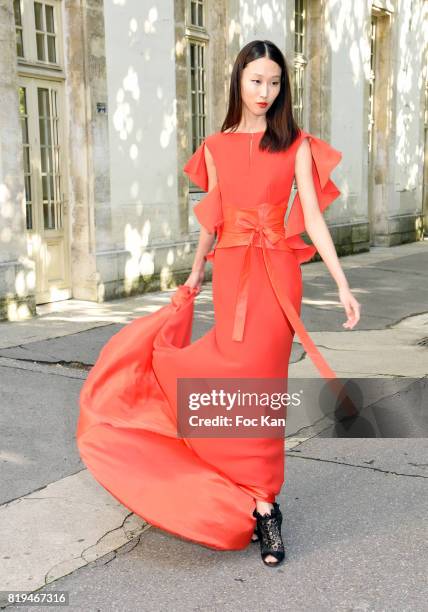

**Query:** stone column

left=63, top=0, right=112, bottom=301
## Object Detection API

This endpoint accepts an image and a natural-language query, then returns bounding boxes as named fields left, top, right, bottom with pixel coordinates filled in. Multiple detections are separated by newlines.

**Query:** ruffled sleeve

left=183, top=139, right=224, bottom=242
left=285, top=132, right=342, bottom=264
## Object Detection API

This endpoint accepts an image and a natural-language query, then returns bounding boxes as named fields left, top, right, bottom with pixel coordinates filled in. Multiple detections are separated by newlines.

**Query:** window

left=14, top=0, right=25, bottom=58
left=19, top=87, right=33, bottom=230
left=19, top=84, right=63, bottom=232
left=13, top=0, right=62, bottom=67
left=368, top=16, right=377, bottom=156
left=38, top=87, right=62, bottom=230
left=185, top=0, right=209, bottom=156
left=190, top=0, right=204, bottom=28
left=34, top=2, right=57, bottom=63
left=189, top=42, right=207, bottom=152
left=293, top=0, right=307, bottom=127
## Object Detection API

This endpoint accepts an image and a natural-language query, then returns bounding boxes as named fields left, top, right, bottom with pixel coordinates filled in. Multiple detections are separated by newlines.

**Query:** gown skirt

left=76, top=129, right=342, bottom=550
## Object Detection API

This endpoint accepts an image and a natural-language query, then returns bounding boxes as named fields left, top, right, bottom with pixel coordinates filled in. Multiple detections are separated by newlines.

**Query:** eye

left=252, top=80, right=280, bottom=85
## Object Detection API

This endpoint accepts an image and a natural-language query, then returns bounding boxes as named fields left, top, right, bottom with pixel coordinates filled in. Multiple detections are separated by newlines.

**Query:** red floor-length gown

left=76, top=128, right=342, bottom=550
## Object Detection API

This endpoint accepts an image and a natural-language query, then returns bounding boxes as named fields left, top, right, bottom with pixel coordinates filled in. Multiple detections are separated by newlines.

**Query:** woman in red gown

left=76, top=40, right=360, bottom=567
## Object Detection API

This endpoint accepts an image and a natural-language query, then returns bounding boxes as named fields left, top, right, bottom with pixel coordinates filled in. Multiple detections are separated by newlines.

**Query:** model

left=76, top=40, right=361, bottom=568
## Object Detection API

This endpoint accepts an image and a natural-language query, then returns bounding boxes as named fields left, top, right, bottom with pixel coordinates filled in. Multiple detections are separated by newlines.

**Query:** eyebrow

left=251, top=73, right=281, bottom=78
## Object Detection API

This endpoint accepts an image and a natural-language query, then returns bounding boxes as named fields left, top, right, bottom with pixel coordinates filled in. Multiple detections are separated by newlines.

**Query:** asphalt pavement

left=0, top=240, right=427, bottom=612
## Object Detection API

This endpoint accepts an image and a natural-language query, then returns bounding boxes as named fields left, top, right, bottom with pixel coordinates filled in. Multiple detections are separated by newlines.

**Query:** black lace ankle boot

left=251, top=526, right=260, bottom=543
left=252, top=502, right=285, bottom=566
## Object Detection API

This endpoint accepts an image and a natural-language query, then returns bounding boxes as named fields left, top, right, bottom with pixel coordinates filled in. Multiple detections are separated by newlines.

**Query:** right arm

left=184, top=143, right=218, bottom=291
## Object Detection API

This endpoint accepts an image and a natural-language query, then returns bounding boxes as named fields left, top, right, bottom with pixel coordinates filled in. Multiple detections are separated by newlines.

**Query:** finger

left=345, top=312, right=356, bottom=326
left=349, top=311, right=359, bottom=326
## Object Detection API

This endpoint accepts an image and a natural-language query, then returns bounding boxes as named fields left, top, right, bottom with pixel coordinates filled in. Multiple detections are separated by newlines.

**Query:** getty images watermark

left=176, top=377, right=427, bottom=438
left=177, top=378, right=289, bottom=438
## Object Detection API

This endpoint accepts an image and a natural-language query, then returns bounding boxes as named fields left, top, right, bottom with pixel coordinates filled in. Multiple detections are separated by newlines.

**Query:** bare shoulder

left=202, top=131, right=224, bottom=163
left=203, top=136, right=217, bottom=188
left=295, top=136, right=312, bottom=171
left=295, top=135, right=311, bottom=158
left=203, top=138, right=215, bottom=166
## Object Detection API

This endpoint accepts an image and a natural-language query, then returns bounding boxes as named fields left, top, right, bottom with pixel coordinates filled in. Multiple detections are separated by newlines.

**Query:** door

left=18, top=77, right=71, bottom=304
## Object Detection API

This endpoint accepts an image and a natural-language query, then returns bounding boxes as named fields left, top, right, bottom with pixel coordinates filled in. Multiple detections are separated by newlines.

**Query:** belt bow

left=224, top=204, right=338, bottom=381
left=234, top=214, right=283, bottom=247
left=231, top=206, right=288, bottom=342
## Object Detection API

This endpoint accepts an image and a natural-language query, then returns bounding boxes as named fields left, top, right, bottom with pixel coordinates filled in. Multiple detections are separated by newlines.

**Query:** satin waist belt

left=213, top=204, right=337, bottom=380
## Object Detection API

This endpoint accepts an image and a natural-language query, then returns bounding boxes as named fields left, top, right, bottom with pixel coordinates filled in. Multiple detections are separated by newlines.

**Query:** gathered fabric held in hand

left=76, top=129, right=342, bottom=551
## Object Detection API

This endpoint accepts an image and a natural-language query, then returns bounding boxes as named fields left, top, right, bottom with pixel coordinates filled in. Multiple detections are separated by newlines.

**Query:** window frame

left=14, top=0, right=64, bottom=71
left=185, top=0, right=211, bottom=191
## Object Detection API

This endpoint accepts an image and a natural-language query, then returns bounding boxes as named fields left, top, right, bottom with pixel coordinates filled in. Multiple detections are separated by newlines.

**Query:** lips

left=257, top=103, right=268, bottom=107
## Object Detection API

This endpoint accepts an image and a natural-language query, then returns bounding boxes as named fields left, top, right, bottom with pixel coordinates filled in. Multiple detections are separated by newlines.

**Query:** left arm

left=295, top=138, right=361, bottom=329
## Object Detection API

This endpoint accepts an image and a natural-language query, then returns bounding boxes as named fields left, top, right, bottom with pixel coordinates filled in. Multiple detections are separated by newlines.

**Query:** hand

left=338, top=285, right=361, bottom=329
left=184, top=265, right=205, bottom=294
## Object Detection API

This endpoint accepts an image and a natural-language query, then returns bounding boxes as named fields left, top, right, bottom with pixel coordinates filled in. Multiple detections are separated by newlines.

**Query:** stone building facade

left=0, top=0, right=427, bottom=321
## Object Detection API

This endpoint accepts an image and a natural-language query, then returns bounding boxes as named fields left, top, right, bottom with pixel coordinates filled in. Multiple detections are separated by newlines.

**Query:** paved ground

left=0, top=240, right=427, bottom=611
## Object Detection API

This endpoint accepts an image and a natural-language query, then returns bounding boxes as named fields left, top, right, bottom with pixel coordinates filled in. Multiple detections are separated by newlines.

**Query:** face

left=240, top=56, right=282, bottom=116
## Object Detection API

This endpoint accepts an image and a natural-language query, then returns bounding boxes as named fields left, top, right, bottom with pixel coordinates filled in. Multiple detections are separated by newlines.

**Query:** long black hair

left=220, top=40, right=301, bottom=152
